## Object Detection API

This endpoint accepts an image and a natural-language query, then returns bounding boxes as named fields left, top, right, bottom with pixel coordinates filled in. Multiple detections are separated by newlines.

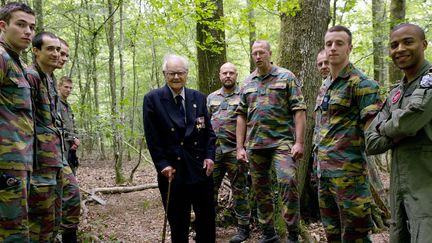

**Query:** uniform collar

left=0, top=38, right=21, bottom=65
left=216, top=85, right=239, bottom=96
left=401, top=60, right=431, bottom=85
left=252, top=65, right=278, bottom=80
left=335, top=62, right=354, bottom=80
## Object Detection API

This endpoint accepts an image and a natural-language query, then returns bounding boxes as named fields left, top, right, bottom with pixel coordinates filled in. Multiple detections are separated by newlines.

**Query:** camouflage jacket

left=207, top=85, right=240, bottom=154
left=27, top=63, right=63, bottom=168
left=59, top=98, right=78, bottom=154
left=314, top=63, right=382, bottom=177
left=236, top=65, right=307, bottom=150
left=0, top=41, right=34, bottom=171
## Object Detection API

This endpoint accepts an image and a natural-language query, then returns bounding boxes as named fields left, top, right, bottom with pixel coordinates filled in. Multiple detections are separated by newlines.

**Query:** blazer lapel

left=185, top=88, right=197, bottom=137
left=161, top=85, right=186, bottom=129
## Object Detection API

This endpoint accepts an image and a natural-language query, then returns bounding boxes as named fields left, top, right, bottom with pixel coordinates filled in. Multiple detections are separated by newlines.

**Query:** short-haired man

left=365, top=23, right=432, bottom=243
left=0, top=2, right=35, bottom=242
left=236, top=40, right=306, bottom=242
left=26, top=31, right=63, bottom=242
left=143, top=54, right=216, bottom=242
left=57, top=38, right=70, bottom=71
left=207, top=62, right=251, bottom=243
left=56, top=37, right=81, bottom=243
left=306, top=49, right=331, bottom=222
left=316, top=49, right=330, bottom=79
left=315, top=26, right=382, bottom=242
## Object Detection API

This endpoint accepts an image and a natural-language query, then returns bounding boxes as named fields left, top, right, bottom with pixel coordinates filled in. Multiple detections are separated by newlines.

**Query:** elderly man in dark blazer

left=143, top=54, right=216, bottom=243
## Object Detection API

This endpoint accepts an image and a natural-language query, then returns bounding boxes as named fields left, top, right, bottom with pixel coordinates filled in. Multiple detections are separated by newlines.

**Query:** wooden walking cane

left=162, top=170, right=175, bottom=243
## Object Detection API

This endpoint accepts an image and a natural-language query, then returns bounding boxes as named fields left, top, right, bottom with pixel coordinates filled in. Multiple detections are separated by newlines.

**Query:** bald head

left=220, top=62, right=237, bottom=73
left=219, top=62, right=238, bottom=91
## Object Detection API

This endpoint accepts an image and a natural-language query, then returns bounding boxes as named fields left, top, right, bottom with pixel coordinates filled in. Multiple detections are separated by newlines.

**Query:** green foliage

left=34, top=0, right=432, bottom=159
left=279, top=0, right=300, bottom=16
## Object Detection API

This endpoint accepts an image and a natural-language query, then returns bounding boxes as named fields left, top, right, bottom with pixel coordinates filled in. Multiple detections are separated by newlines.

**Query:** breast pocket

left=208, top=100, right=221, bottom=114
left=227, top=98, right=239, bottom=112
left=1, top=76, right=32, bottom=111
left=328, top=90, right=352, bottom=112
left=268, top=81, right=287, bottom=106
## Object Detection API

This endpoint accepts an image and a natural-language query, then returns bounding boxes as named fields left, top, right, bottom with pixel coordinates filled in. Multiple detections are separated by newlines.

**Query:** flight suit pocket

left=409, top=88, right=429, bottom=111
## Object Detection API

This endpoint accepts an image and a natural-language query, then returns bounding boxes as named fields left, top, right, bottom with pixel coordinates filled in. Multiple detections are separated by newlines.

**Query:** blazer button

left=177, top=157, right=181, bottom=160
left=180, top=142, right=184, bottom=146
left=171, top=128, right=175, bottom=132
left=194, top=142, right=197, bottom=145
left=196, top=156, right=199, bottom=159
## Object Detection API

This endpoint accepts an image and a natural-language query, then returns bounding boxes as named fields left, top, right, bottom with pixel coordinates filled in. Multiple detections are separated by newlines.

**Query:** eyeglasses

left=165, top=71, right=187, bottom=77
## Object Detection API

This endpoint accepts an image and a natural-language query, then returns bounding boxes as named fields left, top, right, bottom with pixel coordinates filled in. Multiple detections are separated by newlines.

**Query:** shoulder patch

left=420, top=73, right=432, bottom=88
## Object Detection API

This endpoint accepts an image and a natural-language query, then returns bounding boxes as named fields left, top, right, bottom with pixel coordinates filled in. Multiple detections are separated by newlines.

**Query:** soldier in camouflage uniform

left=304, top=49, right=331, bottom=222
left=365, top=23, right=432, bottom=243
left=316, top=49, right=330, bottom=80
left=0, top=3, right=35, bottom=242
left=26, top=31, right=63, bottom=242
left=207, top=63, right=251, bottom=243
left=236, top=40, right=306, bottom=243
left=315, top=26, right=381, bottom=242
left=56, top=38, right=81, bottom=243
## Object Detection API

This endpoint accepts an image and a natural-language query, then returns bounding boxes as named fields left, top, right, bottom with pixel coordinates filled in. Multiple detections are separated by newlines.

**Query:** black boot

left=259, top=227, right=280, bottom=243
left=287, top=232, right=299, bottom=243
left=229, top=224, right=250, bottom=243
left=62, top=230, right=77, bottom=243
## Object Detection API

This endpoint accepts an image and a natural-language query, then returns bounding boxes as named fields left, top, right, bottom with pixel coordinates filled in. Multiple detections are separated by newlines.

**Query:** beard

left=223, top=80, right=235, bottom=89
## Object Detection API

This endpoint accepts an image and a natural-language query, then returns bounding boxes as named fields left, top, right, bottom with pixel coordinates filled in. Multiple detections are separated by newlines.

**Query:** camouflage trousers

left=61, top=164, right=81, bottom=233
left=249, top=143, right=299, bottom=234
left=213, top=149, right=251, bottom=225
left=0, top=169, right=30, bottom=242
left=318, top=175, right=373, bottom=242
left=29, top=167, right=63, bottom=243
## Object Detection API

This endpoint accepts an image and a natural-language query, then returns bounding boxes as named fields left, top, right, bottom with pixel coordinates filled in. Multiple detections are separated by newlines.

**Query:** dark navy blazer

left=143, top=84, right=216, bottom=185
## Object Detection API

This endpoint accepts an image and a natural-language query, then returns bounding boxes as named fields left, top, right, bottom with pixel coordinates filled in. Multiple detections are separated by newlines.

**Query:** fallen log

left=90, top=183, right=159, bottom=194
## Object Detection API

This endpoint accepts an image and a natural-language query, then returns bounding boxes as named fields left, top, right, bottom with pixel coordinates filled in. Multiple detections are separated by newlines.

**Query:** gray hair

left=162, top=54, right=189, bottom=71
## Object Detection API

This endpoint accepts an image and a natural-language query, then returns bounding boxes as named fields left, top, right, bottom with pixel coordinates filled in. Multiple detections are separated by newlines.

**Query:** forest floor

left=76, top=155, right=390, bottom=242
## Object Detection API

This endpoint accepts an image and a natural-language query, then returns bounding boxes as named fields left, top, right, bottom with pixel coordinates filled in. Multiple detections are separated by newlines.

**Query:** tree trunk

left=106, top=0, right=124, bottom=184
left=278, top=0, right=330, bottom=222
left=83, top=0, right=107, bottom=160
left=372, top=0, right=386, bottom=85
left=91, top=34, right=106, bottom=160
left=118, top=0, right=125, bottom=164
left=247, top=0, right=256, bottom=73
left=388, top=0, right=405, bottom=84
left=196, top=0, right=227, bottom=94
left=33, top=0, right=43, bottom=33
left=128, top=0, right=144, bottom=161
left=331, top=0, right=336, bottom=26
